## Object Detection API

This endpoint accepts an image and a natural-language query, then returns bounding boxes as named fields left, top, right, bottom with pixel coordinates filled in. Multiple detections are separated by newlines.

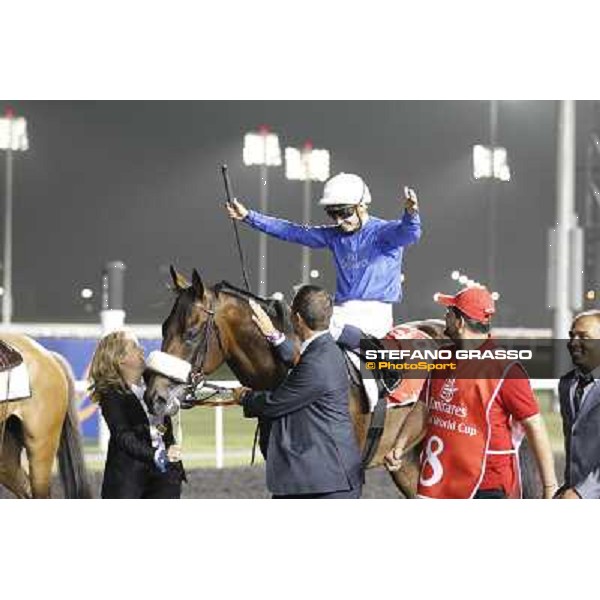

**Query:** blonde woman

left=90, top=330, right=185, bottom=499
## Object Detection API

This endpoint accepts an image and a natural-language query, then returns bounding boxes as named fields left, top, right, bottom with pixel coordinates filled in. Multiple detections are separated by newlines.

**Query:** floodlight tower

left=285, top=141, right=330, bottom=284
left=243, top=126, right=282, bottom=296
left=0, top=107, right=28, bottom=324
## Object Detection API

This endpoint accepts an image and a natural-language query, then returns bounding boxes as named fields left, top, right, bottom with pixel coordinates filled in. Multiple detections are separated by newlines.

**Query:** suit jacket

left=243, top=332, right=363, bottom=496
left=558, top=370, right=600, bottom=498
left=99, top=386, right=185, bottom=499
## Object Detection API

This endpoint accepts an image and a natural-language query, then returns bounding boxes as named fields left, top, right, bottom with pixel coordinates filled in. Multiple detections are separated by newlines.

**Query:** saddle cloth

left=347, top=325, right=432, bottom=412
left=385, top=325, right=432, bottom=408
left=0, top=339, right=23, bottom=371
left=0, top=362, right=32, bottom=402
left=345, top=350, right=381, bottom=412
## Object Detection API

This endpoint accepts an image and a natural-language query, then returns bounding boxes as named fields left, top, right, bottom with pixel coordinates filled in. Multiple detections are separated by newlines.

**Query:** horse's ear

left=170, top=265, right=189, bottom=291
left=191, top=269, right=205, bottom=299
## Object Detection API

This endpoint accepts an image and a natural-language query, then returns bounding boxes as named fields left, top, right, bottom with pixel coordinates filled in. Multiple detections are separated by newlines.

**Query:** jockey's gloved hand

left=154, top=447, right=168, bottom=473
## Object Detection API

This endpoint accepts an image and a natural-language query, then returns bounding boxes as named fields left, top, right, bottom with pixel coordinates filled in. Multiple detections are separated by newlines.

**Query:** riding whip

left=221, top=165, right=251, bottom=293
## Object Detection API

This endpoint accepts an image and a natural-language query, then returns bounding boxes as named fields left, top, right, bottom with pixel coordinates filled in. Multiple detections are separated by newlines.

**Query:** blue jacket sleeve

left=242, top=355, right=324, bottom=419
left=376, top=211, right=422, bottom=249
left=245, top=210, right=332, bottom=249
left=336, top=324, right=364, bottom=350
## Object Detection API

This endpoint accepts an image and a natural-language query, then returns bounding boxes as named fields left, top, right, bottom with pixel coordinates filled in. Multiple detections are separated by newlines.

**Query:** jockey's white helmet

left=318, top=173, right=372, bottom=206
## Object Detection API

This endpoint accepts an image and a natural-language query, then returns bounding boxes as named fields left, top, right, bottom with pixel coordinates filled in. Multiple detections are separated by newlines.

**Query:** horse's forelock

left=162, top=286, right=195, bottom=339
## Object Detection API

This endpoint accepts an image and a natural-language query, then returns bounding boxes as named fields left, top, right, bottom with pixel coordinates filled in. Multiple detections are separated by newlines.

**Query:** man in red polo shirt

left=384, top=285, right=558, bottom=499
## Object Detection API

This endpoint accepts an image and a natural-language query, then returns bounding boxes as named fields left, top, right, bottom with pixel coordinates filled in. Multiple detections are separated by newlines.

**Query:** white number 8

left=419, top=435, right=444, bottom=487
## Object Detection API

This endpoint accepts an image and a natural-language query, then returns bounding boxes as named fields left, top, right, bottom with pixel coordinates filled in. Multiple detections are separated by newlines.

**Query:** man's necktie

left=573, top=373, right=594, bottom=417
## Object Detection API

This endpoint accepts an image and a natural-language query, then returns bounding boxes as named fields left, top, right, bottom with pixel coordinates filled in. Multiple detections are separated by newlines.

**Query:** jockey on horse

left=226, top=172, right=422, bottom=339
left=227, top=173, right=424, bottom=464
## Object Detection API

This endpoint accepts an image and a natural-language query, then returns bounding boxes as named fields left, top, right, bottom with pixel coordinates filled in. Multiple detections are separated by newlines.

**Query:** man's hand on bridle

left=231, top=386, right=252, bottom=405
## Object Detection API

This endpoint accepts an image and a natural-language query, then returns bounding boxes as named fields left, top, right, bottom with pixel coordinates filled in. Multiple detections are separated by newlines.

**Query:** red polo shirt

left=418, top=348, right=540, bottom=496
left=479, top=364, right=539, bottom=493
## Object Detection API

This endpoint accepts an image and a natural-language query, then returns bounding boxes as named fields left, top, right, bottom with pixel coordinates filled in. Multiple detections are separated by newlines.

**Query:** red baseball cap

left=434, top=286, right=496, bottom=323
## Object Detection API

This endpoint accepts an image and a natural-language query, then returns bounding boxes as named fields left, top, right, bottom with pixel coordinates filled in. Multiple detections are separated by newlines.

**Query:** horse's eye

left=184, top=326, right=200, bottom=343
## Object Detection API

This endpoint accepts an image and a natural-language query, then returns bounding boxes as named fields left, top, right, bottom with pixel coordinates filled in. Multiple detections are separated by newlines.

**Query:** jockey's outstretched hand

left=249, top=299, right=278, bottom=337
left=226, top=198, right=249, bottom=220
left=403, top=186, right=419, bottom=215
left=384, top=446, right=404, bottom=472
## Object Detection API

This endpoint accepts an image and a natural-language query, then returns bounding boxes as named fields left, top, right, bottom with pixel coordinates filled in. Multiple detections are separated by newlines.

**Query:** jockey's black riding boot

left=336, top=326, right=402, bottom=395
left=360, top=335, right=402, bottom=395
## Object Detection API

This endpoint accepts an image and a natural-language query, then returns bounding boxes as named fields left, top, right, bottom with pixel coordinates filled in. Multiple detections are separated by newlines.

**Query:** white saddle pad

left=0, top=362, right=31, bottom=402
left=345, top=350, right=380, bottom=413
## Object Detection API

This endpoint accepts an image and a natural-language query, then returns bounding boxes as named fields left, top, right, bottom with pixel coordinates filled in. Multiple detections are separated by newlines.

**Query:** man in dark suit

left=233, top=285, right=363, bottom=499
left=556, top=310, right=600, bottom=499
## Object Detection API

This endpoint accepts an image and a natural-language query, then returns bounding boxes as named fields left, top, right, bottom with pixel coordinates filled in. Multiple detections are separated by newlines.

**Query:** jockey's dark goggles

left=325, top=205, right=356, bottom=221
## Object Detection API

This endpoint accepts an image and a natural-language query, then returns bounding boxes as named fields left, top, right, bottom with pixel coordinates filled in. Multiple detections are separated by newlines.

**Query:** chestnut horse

left=0, top=334, right=91, bottom=498
left=146, top=268, right=447, bottom=497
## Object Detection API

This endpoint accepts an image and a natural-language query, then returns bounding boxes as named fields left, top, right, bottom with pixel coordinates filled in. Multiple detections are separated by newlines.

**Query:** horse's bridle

left=169, top=282, right=279, bottom=408
left=177, top=292, right=231, bottom=406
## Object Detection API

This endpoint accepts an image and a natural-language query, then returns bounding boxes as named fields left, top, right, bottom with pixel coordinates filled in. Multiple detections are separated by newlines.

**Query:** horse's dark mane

left=213, top=281, right=294, bottom=336
left=167, top=280, right=293, bottom=336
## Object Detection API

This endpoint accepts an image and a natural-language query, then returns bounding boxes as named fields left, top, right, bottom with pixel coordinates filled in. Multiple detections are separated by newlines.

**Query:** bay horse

left=146, top=268, right=446, bottom=497
left=0, top=334, right=91, bottom=498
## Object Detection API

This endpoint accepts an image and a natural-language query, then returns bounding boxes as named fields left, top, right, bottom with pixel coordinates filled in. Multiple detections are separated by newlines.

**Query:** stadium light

left=285, top=141, right=331, bottom=284
left=0, top=107, right=28, bottom=324
left=285, top=143, right=330, bottom=182
left=243, top=128, right=282, bottom=167
left=472, top=144, right=511, bottom=181
left=472, top=101, right=510, bottom=295
left=243, top=126, right=282, bottom=296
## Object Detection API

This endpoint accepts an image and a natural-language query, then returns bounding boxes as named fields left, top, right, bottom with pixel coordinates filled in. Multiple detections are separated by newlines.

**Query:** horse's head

left=145, top=267, right=227, bottom=416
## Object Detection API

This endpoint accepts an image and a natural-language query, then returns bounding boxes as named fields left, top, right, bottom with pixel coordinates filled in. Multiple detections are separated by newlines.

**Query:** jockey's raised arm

left=226, top=172, right=422, bottom=339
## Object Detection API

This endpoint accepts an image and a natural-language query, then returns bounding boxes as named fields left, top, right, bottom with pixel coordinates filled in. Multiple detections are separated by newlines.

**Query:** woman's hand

left=167, top=444, right=182, bottom=462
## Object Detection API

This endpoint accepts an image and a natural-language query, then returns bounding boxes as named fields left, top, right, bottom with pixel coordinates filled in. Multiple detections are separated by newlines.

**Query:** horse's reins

left=178, top=283, right=269, bottom=463
left=180, top=285, right=260, bottom=409
left=179, top=293, right=234, bottom=408
left=221, top=165, right=251, bottom=294
left=222, top=164, right=268, bottom=460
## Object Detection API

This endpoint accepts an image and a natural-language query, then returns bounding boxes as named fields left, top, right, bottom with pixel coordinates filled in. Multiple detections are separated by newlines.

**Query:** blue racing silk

left=244, top=210, right=422, bottom=304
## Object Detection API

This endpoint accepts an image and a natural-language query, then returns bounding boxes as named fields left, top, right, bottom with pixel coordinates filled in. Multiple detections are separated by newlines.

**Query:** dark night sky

left=1, top=100, right=595, bottom=327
